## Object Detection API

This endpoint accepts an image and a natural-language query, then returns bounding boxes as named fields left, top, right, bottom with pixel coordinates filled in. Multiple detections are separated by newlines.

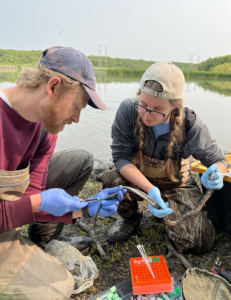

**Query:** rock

left=92, top=159, right=114, bottom=177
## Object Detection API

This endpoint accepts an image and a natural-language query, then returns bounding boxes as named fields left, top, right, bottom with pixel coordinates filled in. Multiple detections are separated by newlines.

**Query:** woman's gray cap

left=139, top=62, right=185, bottom=100
left=37, top=46, right=107, bottom=111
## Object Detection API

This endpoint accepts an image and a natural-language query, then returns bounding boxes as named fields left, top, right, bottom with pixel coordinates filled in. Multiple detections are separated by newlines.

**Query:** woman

left=97, top=62, right=227, bottom=254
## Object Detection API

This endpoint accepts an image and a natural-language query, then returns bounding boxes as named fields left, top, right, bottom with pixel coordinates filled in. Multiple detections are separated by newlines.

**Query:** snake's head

left=209, top=171, right=214, bottom=180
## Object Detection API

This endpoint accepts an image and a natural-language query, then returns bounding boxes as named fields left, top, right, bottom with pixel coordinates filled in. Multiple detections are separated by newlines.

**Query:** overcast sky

left=1, top=0, right=231, bottom=63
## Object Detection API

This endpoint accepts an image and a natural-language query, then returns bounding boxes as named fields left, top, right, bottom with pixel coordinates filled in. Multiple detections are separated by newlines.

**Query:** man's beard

left=37, top=99, right=65, bottom=135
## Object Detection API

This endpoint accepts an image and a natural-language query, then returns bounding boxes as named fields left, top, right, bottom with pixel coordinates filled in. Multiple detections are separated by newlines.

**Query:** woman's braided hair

left=135, top=80, right=184, bottom=182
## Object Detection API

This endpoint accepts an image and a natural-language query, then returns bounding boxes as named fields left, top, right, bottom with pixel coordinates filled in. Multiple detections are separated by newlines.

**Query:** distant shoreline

left=107, top=68, right=231, bottom=79
left=1, top=65, right=231, bottom=79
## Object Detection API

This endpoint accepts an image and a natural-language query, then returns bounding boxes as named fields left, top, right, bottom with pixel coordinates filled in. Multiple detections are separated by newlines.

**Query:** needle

left=81, top=191, right=120, bottom=203
left=81, top=197, right=102, bottom=202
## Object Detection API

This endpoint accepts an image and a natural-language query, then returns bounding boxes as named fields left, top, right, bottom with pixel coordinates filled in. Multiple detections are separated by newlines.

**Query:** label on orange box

left=130, top=256, right=172, bottom=295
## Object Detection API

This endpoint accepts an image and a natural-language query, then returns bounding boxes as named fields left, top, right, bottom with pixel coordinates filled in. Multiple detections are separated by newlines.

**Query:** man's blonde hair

left=16, top=64, right=80, bottom=98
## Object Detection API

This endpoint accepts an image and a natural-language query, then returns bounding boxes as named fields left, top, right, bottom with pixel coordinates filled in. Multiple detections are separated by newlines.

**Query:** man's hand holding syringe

left=30, top=186, right=127, bottom=219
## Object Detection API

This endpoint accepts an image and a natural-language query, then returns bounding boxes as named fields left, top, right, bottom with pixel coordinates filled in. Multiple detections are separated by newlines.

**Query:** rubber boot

left=107, top=209, right=143, bottom=242
left=28, top=222, right=92, bottom=254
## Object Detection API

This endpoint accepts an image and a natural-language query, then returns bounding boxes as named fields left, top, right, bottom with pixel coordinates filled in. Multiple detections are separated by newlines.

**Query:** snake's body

left=94, top=172, right=214, bottom=228
left=123, top=186, right=214, bottom=227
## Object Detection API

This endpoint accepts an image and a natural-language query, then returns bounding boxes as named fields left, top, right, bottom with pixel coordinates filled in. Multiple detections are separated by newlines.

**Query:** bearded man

left=0, top=46, right=125, bottom=299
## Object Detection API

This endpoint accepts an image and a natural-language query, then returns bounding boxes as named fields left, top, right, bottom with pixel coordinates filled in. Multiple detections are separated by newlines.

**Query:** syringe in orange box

left=130, top=256, right=172, bottom=295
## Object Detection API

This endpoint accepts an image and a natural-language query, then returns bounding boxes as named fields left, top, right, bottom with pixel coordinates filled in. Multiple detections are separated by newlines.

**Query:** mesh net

left=45, top=240, right=98, bottom=294
left=181, top=268, right=231, bottom=300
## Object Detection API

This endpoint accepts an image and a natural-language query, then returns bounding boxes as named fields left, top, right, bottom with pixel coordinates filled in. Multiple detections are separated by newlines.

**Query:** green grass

left=183, top=71, right=231, bottom=78
left=107, top=68, right=231, bottom=78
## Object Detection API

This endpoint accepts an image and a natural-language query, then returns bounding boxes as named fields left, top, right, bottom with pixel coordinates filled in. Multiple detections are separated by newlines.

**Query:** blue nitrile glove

left=39, top=188, right=88, bottom=216
left=88, top=185, right=127, bottom=217
left=148, top=187, right=173, bottom=218
left=201, top=164, right=223, bottom=190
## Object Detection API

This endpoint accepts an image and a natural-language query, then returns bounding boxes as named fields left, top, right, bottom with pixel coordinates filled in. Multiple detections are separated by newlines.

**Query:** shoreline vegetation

left=106, top=68, right=231, bottom=78
left=1, top=67, right=231, bottom=79
left=0, top=49, right=231, bottom=78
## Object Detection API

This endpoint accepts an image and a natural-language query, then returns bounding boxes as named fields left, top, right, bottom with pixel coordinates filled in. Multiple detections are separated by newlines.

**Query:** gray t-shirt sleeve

left=182, top=113, right=227, bottom=168
left=111, top=99, right=137, bottom=171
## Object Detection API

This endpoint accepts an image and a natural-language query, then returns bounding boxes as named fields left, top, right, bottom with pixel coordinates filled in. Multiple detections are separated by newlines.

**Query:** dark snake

left=94, top=172, right=214, bottom=228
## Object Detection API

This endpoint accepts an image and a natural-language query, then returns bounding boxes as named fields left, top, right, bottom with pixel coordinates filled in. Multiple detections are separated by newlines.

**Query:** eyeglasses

left=134, top=102, right=171, bottom=120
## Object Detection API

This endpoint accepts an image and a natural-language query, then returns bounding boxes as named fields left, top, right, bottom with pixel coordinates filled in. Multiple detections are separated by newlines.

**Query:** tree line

left=0, top=49, right=42, bottom=67
left=198, top=55, right=231, bottom=72
left=1, top=49, right=230, bottom=73
left=0, top=49, right=197, bottom=71
left=88, top=55, right=197, bottom=71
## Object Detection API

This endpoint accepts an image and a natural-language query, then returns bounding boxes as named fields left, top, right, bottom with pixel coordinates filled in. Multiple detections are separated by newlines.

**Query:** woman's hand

left=201, top=164, right=223, bottom=190
left=148, top=187, right=173, bottom=218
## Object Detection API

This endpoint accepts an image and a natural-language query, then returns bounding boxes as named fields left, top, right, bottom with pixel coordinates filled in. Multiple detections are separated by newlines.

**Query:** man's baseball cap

left=37, top=46, right=107, bottom=111
left=139, top=62, right=185, bottom=100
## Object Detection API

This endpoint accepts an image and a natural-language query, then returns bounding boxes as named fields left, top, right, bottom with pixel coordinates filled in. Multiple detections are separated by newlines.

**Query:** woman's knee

left=166, top=214, right=215, bottom=254
left=97, top=167, right=129, bottom=189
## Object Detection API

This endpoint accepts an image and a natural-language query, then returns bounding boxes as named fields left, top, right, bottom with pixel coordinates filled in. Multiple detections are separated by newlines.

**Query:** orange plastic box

left=130, top=256, right=172, bottom=295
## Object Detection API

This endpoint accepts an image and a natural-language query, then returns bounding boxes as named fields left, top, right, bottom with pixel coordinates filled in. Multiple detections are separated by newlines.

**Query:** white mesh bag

left=45, top=240, right=98, bottom=294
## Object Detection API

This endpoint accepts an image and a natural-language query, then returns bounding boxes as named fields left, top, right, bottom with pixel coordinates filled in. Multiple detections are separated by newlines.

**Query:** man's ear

left=47, top=77, right=61, bottom=99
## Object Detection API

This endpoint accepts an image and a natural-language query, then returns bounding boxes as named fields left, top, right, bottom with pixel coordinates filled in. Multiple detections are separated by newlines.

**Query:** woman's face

left=138, top=91, right=172, bottom=126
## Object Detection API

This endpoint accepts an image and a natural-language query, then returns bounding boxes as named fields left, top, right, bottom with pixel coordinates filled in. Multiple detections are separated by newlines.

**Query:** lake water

left=1, top=72, right=231, bottom=163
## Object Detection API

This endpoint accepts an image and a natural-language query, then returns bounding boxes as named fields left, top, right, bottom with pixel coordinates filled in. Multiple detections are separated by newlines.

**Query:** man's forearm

left=30, top=194, right=42, bottom=212
left=0, top=198, right=35, bottom=234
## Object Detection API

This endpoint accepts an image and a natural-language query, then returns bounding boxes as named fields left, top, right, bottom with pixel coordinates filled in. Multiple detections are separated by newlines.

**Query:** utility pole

left=97, top=44, right=103, bottom=68
left=189, top=55, right=195, bottom=70
left=105, top=45, right=108, bottom=69
left=189, top=55, right=195, bottom=64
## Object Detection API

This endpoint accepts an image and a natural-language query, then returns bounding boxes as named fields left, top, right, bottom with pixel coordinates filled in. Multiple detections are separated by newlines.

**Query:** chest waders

left=0, top=165, right=74, bottom=300
left=97, top=153, right=215, bottom=254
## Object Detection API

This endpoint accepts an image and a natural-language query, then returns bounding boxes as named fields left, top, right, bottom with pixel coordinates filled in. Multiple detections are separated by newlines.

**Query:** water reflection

left=1, top=70, right=231, bottom=97
left=95, top=72, right=231, bottom=97
left=196, top=80, right=231, bottom=97
left=95, top=71, right=140, bottom=84
left=0, top=71, right=20, bottom=84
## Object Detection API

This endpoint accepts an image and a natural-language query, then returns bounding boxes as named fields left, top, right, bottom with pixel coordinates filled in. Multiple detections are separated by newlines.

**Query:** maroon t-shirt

left=0, top=97, right=73, bottom=234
